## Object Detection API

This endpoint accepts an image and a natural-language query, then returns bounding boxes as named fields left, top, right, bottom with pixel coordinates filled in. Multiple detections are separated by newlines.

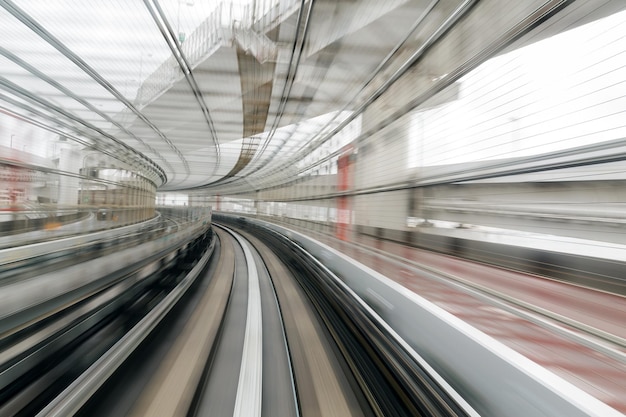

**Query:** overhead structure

left=0, top=0, right=623, bottom=198
left=0, top=0, right=418, bottom=190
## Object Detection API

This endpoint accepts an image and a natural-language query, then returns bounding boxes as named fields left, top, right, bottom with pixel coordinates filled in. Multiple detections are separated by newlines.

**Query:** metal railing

left=135, top=0, right=301, bottom=108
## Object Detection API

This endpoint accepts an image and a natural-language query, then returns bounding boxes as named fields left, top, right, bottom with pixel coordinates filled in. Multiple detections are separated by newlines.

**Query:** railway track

left=0, top=221, right=476, bottom=416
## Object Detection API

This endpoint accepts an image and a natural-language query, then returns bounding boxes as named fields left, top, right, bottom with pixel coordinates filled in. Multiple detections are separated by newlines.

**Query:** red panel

left=336, top=146, right=353, bottom=241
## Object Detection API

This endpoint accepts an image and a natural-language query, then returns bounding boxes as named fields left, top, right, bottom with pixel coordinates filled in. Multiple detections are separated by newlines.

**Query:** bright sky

left=408, top=9, right=626, bottom=168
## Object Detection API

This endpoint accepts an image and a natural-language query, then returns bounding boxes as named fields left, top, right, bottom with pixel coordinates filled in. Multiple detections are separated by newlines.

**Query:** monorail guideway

left=60, top=222, right=475, bottom=417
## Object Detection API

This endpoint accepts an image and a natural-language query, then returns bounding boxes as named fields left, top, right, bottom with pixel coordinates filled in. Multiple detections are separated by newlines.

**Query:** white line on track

left=231, top=231, right=263, bottom=417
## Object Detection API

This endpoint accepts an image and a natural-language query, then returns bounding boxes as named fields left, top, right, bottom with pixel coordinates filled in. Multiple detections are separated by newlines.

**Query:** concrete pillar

left=354, top=102, right=415, bottom=231
left=58, top=147, right=81, bottom=207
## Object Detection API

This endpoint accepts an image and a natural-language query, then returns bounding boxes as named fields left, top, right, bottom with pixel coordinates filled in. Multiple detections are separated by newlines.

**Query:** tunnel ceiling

left=0, top=0, right=619, bottom=193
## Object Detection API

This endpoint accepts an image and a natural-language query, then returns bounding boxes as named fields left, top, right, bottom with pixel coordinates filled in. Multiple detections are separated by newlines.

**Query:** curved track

left=81, top=224, right=377, bottom=417
left=9, top=222, right=476, bottom=416
left=0, top=221, right=477, bottom=416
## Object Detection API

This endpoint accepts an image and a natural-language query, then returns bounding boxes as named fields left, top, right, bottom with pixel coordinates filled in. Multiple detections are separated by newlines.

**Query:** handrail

left=35, top=233, right=215, bottom=417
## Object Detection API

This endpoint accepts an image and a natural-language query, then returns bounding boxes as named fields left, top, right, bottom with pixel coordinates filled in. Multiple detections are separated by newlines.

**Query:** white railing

left=135, top=0, right=302, bottom=108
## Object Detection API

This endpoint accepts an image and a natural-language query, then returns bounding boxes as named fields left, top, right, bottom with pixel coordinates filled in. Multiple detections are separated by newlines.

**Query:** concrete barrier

left=220, top=214, right=622, bottom=417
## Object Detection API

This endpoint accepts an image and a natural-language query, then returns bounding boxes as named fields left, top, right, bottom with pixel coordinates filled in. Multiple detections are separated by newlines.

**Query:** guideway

left=16, top=218, right=475, bottom=416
